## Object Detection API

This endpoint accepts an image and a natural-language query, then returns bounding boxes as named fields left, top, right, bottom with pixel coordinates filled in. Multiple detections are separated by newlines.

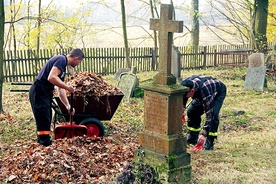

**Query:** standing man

left=29, top=48, right=84, bottom=146
left=181, top=75, right=227, bottom=150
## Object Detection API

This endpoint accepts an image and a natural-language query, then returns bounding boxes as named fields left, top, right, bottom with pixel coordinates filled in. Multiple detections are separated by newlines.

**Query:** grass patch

left=1, top=67, right=275, bottom=183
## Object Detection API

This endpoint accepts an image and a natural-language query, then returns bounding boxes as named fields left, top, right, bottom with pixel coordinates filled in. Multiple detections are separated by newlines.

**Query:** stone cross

left=136, top=4, right=191, bottom=182
left=150, top=4, right=183, bottom=85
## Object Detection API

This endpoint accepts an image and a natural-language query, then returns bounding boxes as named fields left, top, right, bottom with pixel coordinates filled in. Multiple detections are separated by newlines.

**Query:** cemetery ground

left=0, top=67, right=275, bottom=183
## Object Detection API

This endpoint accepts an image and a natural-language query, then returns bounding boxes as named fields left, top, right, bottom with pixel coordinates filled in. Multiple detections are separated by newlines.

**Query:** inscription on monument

left=144, top=92, right=168, bottom=134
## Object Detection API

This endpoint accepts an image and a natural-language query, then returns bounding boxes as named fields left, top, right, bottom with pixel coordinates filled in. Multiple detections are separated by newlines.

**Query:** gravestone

left=134, top=4, right=191, bottom=183
left=248, top=53, right=264, bottom=68
left=244, top=66, right=266, bottom=90
left=171, top=46, right=182, bottom=83
left=244, top=53, right=266, bottom=91
left=114, top=68, right=130, bottom=81
left=117, top=67, right=138, bottom=101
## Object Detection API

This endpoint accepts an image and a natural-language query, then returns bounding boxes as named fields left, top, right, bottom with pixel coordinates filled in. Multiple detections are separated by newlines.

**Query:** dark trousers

left=29, top=80, right=53, bottom=133
left=187, top=83, right=227, bottom=135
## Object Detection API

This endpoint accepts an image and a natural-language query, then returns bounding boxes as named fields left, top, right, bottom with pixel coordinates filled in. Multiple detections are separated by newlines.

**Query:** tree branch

left=5, top=16, right=78, bottom=30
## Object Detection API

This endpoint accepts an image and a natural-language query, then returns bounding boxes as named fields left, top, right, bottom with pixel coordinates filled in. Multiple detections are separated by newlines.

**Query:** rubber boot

left=204, top=136, right=215, bottom=150
left=37, top=135, right=52, bottom=146
left=187, top=131, right=199, bottom=145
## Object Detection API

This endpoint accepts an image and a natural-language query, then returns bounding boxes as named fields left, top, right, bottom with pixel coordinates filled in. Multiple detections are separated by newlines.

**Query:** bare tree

left=251, top=0, right=268, bottom=52
left=36, top=0, right=41, bottom=52
left=0, top=0, right=5, bottom=112
left=5, top=0, right=21, bottom=51
left=149, top=0, right=159, bottom=70
left=190, top=0, right=199, bottom=46
left=203, top=0, right=269, bottom=51
left=120, top=0, right=131, bottom=68
left=4, top=0, right=93, bottom=50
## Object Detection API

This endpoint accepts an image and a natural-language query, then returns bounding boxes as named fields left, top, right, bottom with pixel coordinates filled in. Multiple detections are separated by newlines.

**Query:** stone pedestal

left=134, top=3, right=191, bottom=183
left=153, top=73, right=176, bottom=85
left=135, top=82, right=191, bottom=183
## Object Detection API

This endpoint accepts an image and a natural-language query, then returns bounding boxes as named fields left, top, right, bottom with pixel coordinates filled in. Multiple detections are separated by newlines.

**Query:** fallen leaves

left=0, top=136, right=139, bottom=183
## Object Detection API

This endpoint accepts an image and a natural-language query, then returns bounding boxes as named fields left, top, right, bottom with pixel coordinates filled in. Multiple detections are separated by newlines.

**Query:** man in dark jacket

left=181, top=75, right=227, bottom=150
left=29, top=48, right=84, bottom=146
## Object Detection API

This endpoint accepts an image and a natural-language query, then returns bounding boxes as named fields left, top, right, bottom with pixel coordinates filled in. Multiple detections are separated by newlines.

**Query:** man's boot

left=187, top=131, right=199, bottom=145
left=37, top=135, right=52, bottom=146
left=204, top=136, right=215, bottom=150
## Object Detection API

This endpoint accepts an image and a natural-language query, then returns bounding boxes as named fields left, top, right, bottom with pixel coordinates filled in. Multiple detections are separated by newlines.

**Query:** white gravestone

left=244, top=53, right=266, bottom=91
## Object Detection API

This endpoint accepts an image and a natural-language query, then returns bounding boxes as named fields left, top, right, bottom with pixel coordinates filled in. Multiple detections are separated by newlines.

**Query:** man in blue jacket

left=181, top=75, right=227, bottom=150
left=29, top=48, right=84, bottom=146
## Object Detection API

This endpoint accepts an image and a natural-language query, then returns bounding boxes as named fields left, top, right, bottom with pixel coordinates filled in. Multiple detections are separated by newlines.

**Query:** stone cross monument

left=135, top=4, right=191, bottom=183
left=150, top=4, right=183, bottom=85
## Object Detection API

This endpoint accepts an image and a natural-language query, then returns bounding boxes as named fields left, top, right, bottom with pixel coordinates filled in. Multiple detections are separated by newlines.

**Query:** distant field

left=82, top=25, right=241, bottom=48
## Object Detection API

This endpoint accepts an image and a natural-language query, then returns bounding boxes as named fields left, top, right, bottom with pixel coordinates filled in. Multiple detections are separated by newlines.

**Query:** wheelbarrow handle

left=70, top=93, right=74, bottom=113
left=69, top=93, right=74, bottom=125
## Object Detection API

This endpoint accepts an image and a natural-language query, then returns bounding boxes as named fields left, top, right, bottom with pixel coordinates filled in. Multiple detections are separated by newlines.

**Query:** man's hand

left=191, top=135, right=206, bottom=153
left=66, top=105, right=75, bottom=115
left=197, top=135, right=207, bottom=146
left=67, top=86, right=75, bottom=93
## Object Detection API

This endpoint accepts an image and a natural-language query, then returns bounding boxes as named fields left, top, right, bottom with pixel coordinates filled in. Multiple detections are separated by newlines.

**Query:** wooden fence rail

left=3, top=42, right=276, bottom=82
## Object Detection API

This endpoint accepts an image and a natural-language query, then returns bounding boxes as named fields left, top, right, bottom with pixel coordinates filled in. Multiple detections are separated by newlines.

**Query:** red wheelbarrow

left=52, top=93, right=124, bottom=139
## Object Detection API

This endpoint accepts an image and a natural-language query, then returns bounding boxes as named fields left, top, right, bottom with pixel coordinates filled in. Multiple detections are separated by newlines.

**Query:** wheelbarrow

left=52, top=93, right=124, bottom=138
left=53, top=93, right=88, bottom=140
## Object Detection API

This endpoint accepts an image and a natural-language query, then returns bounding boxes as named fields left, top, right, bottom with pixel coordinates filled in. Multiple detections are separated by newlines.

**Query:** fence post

left=214, top=49, right=217, bottom=66
left=203, top=46, right=207, bottom=69
left=151, top=48, right=157, bottom=70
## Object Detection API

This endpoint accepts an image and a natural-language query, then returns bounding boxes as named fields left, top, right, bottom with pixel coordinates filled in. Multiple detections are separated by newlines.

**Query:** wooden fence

left=179, top=45, right=253, bottom=69
left=3, top=42, right=276, bottom=82
left=3, top=47, right=154, bottom=82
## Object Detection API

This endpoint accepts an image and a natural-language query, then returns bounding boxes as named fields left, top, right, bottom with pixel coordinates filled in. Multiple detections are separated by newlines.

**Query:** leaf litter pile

left=0, top=72, right=140, bottom=183
left=0, top=136, right=139, bottom=183
left=65, top=72, right=123, bottom=97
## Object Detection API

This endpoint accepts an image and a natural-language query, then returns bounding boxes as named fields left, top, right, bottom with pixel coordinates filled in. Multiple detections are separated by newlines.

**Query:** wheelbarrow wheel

left=80, top=118, right=105, bottom=137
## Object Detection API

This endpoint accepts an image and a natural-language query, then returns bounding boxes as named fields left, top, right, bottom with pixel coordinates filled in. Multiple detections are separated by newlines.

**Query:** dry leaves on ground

left=0, top=135, right=139, bottom=183
left=0, top=72, right=138, bottom=183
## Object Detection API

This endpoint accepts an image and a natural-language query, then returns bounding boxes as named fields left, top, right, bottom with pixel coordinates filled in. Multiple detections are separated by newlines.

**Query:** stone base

left=138, top=131, right=186, bottom=155
left=153, top=73, right=176, bottom=85
left=133, top=149, right=191, bottom=184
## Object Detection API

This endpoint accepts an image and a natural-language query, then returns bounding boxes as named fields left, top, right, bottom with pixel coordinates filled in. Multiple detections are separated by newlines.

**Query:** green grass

left=1, top=67, right=276, bottom=183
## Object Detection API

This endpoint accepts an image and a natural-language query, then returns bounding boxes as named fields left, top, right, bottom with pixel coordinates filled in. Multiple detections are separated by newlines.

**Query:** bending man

left=181, top=75, right=227, bottom=150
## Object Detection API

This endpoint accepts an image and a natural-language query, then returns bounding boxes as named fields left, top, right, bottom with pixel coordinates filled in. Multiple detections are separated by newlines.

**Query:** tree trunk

left=150, top=0, right=158, bottom=70
left=120, top=0, right=131, bottom=68
left=37, top=0, right=41, bottom=52
left=27, top=0, right=31, bottom=49
left=190, top=0, right=199, bottom=46
left=190, top=0, right=199, bottom=65
left=249, top=0, right=256, bottom=50
left=0, top=0, right=5, bottom=112
left=254, top=0, right=268, bottom=52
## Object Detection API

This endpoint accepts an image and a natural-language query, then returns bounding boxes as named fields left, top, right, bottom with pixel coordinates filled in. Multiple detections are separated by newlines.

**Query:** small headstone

left=130, top=66, right=137, bottom=75
left=171, top=46, right=181, bottom=82
left=244, top=53, right=266, bottom=91
left=117, top=72, right=138, bottom=101
left=248, top=53, right=264, bottom=68
left=244, top=66, right=266, bottom=91
left=114, top=68, right=130, bottom=81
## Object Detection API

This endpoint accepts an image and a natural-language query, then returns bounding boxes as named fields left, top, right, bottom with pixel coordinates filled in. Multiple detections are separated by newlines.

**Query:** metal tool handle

left=70, top=93, right=74, bottom=113
left=69, top=93, right=74, bottom=125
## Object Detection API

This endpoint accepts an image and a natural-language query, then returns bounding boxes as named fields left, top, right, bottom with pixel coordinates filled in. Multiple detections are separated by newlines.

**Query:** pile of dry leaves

left=0, top=133, right=139, bottom=183
left=65, top=72, right=123, bottom=97
left=0, top=72, right=138, bottom=183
